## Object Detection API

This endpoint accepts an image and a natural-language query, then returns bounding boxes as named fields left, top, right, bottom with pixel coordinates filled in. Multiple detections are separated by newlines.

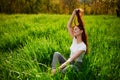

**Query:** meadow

left=0, top=14, right=120, bottom=80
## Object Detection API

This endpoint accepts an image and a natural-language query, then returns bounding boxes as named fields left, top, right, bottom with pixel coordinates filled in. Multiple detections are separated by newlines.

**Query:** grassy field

left=0, top=14, right=120, bottom=80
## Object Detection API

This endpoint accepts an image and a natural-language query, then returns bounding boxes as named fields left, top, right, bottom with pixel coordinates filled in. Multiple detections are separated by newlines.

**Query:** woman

left=51, top=8, right=88, bottom=74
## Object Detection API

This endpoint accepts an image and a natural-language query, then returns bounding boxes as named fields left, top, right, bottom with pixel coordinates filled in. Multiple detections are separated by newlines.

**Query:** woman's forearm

left=67, top=12, right=76, bottom=28
left=59, top=50, right=84, bottom=70
left=59, top=58, right=71, bottom=70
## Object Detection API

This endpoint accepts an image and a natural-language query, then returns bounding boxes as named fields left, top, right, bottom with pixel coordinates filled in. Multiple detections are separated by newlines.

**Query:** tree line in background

left=0, top=0, right=120, bottom=15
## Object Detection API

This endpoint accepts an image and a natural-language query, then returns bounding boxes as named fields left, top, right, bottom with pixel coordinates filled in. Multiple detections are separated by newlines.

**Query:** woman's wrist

left=59, top=64, right=65, bottom=70
left=59, top=58, right=71, bottom=71
left=72, top=11, right=76, bottom=16
left=67, top=58, right=71, bottom=63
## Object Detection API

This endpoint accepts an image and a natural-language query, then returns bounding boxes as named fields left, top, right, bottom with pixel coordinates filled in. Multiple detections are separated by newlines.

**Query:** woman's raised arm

left=67, top=9, right=77, bottom=38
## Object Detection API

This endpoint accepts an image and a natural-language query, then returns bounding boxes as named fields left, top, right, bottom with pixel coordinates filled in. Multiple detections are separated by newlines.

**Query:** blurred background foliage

left=0, top=0, right=120, bottom=15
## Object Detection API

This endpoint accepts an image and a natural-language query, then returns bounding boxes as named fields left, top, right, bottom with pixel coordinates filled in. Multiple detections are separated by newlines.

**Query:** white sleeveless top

left=70, top=37, right=86, bottom=62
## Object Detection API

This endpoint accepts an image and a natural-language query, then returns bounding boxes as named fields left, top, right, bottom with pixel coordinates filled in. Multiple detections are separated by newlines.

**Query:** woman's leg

left=51, top=52, right=66, bottom=69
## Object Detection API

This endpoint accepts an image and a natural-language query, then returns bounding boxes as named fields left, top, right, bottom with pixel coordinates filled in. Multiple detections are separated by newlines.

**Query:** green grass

left=0, top=14, right=120, bottom=80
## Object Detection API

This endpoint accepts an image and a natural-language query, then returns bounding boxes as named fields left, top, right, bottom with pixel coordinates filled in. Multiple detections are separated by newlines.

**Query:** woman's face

left=73, top=26, right=83, bottom=36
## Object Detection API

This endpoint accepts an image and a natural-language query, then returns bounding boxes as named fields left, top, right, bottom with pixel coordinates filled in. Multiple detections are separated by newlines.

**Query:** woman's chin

left=74, top=34, right=78, bottom=36
left=74, top=34, right=76, bottom=36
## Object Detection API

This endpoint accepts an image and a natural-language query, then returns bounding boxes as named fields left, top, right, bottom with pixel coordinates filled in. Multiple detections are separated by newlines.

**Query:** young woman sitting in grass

left=51, top=8, right=88, bottom=75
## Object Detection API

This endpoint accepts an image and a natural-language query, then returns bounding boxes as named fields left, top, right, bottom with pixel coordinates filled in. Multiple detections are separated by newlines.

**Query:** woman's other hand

left=79, top=8, right=84, bottom=17
left=72, top=9, right=79, bottom=15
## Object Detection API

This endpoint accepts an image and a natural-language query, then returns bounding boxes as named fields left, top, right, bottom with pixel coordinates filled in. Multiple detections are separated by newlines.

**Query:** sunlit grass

left=0, top=14, right=120, bottom=80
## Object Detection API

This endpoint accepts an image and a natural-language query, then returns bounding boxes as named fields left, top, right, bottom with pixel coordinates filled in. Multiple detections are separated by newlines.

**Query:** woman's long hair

left=76, top=10, right=88, bottom=54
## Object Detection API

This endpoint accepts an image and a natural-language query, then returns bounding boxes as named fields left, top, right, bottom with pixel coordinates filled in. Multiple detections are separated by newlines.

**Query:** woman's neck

left=76, top=35, right=82, bottom=44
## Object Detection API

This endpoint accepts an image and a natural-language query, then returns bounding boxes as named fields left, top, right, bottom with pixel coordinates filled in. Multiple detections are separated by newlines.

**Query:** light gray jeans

left=51, top=52, right=82, bottom=73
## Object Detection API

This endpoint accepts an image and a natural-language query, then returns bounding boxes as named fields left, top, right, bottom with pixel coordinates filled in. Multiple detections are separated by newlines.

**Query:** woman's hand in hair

left=72, top=9, right=79, bottom=15
left=79, top=8, right=84, bottom=17
left=72, top=8, right=84, bottom=17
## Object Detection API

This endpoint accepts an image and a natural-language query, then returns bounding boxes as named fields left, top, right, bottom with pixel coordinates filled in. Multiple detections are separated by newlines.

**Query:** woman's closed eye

left=74, top=28, right=80, bottom=32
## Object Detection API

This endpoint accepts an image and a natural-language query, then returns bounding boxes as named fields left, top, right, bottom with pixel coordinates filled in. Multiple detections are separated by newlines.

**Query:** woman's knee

left=53, top=52, right=61, bottom=57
